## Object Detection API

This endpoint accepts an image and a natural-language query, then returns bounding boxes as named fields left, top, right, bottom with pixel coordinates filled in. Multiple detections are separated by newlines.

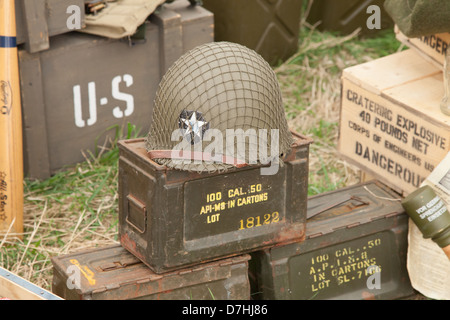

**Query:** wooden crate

left=395, top=26, right=450, bottom=68
left=338, top=49, right=450, bottom=196
left=15, top=0, right=86, bottom=53
left=0, top=267, right=62, bottom=300
left=19, top=0, right=213, bottom=180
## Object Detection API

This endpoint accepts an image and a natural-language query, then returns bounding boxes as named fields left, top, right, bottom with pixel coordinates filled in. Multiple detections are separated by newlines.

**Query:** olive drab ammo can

left=249, top=181, right=415, bottom=300
left=51, top=245, right=251, bottom=300
left=401, top=185, right=450, bottom=259
left=118, top=131, right=312, bottom=274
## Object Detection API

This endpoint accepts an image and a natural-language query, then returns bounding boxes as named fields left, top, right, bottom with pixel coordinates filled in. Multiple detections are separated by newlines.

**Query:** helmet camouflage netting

left=146, top=41, right=293, bottom=173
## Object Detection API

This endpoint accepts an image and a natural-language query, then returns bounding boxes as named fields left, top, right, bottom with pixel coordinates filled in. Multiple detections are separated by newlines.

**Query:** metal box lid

left=305, top=180, right=404, bottom=238
left=250, top=181, right=415, bottom=300
left=52, top=245, right=250, bottom=300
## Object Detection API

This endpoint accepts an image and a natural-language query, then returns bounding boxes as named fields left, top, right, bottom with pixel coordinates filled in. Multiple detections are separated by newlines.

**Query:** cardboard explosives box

left=249, top=181, right=414, bottom=300
left=395, top=26, right=450, bottom=68
left=15, top=0, right=86, bottom=53
left=118, top=131, right=312, bottom=274
left=0, top=267, right=62, bottom=300
left=19, top=1, right=213, bottom=180
left=338, top=49, right=450, bottom=196
left=51, top=245, right=250, bottom=300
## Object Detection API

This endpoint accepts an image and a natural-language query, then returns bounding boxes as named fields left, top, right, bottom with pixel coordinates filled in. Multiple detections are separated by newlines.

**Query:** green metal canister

left=401, top=185, right=450, bottom=259
left=249, top=181, right=414, bottom=300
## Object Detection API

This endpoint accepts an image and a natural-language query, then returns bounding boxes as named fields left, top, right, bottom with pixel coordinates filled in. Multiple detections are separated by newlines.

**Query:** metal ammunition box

left=338, top=50, right=449, bottom=196
left=118, top=131, right=312, bottom=274
left=249, top=181, right=415, bottom=300
left=15, top=0, right=86, bottom=53
left=19, top=0, right=213, bottom=180
left=202, top=0, right=302, bottom=65
left=51, top=245, right=250, bottom=300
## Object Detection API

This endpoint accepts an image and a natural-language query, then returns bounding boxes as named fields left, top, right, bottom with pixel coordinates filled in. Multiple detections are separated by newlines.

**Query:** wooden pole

left=0, top=0, right=23, bottom=238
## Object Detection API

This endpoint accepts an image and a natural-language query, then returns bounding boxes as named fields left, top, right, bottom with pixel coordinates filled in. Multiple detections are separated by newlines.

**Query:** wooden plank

left=395, top=26, right=450, bottom=68
left=359, top=171, right=376, bottom=184
left=15, top=0, right=86, bottom=52
left=46, top=0, right=85, bottom=35
left=166, top=0, right=214, bottom=52
left=383, top=73, right=448, bottom=123
left=150, top=7, right=183, bottom=77
left=20, top=0, right=50, bottom=53
left=338, top=50, right=450, bottom=196
left=14, top=0, right=26, bottom=44
left=342, top=49, right=441, bottom=95
left=18, top=52, right=51, bottom=180
left=0, top=267, right=62, bottom=300
left=0, top=276, right=46, bottom=300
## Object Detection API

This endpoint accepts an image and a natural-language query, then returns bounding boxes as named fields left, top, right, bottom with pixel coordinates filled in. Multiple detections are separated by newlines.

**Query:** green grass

left=0, top=25, right=404, bottom=292
left=1, top=123, right=141, bottom=288
left=290, top=28, right=403, bottom=71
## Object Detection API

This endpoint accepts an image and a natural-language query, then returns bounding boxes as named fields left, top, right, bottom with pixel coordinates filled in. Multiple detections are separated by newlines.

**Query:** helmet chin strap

left=146, top=150, right=248, bottom=168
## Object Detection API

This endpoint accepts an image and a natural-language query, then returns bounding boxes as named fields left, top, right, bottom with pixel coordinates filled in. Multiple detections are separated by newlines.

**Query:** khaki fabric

left=385, top=0, right=450, bottom=37
left=81, top=0, right=166, bottom=39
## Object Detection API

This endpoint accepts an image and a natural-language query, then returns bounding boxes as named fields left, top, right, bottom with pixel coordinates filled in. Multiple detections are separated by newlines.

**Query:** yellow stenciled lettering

left=206, top=192, right=222, bottom=203
left=207, top=213, right=220, bottom=224
left=200, top=204, right=212, bottom=215
left=238, top=211, right=280, bottom=230
left=310, top=266, right=316, bottom=274
left=214, top=202, right=226, bottom=211
left=307, top=239, right=385, bottom=294
left=237, top=193, right=269, bottom=207
left=312, top=280, right=330, bottom=292
left=69, top=259, right=96, bottom=285
left=250, top=184, right=262, bottom=193
left=228, top=187, right=245, bottom=198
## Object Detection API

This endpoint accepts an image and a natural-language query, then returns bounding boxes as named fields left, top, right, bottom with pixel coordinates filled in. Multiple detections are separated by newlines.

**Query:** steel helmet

left=146, top=41, right=293, bottom=173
